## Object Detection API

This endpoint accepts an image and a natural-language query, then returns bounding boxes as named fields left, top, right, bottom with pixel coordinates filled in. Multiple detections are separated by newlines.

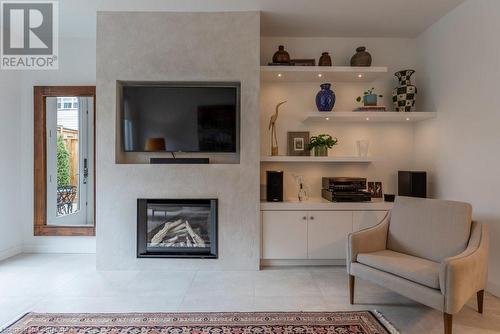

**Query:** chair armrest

left=346, top=212, right=390, bottom=273
left=440, top=221, right=489, bottom=314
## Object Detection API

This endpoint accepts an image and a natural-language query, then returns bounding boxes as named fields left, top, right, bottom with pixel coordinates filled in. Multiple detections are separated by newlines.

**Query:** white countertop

left=260, top=198, right=393, bottom=211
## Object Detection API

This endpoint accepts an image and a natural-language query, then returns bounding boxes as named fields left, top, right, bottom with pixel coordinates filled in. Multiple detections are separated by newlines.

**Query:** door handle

left=309, top=216, right=314, bottom=220
left=302, top=216, right=307, bottom=220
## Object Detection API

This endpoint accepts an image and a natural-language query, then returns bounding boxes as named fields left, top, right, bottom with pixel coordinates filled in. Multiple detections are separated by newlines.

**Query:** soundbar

left=150, top=158, right=210, bottom=164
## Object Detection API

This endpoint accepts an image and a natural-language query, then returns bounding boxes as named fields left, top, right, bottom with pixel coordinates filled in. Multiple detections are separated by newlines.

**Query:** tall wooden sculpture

left=268, top=101, right=287, bottom=156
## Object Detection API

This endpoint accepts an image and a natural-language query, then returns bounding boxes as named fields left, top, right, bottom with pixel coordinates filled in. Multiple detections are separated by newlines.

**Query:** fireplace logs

left=150, top=219, right=207, bottom=248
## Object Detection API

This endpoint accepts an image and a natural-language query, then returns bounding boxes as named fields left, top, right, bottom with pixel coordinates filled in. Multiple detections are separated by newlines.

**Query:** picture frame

left=287, top=131, right=310, bottom=156
left=368, top=181, right=383, bottom=198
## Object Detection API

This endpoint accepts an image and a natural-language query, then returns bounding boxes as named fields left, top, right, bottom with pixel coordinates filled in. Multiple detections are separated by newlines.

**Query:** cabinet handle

left=302, top=216, right=307, bottom=220
left=310, top=216, right=314, bottom=220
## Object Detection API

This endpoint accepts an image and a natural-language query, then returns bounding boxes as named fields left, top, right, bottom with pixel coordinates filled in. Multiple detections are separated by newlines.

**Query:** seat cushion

left=387, top=196, right=472, bottom=262
left=357, top=250, right=440, bottom=289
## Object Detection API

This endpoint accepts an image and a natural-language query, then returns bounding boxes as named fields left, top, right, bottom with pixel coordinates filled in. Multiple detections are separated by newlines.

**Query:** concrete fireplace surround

left=96, top=11, right=260, bottom=270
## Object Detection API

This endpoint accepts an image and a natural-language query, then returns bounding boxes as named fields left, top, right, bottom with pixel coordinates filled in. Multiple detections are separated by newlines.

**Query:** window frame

left=34, top=86, right=96, bottom=236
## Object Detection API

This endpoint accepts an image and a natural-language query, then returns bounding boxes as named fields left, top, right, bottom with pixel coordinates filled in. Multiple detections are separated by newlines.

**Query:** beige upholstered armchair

left=347, top=196, right=489, bottom=334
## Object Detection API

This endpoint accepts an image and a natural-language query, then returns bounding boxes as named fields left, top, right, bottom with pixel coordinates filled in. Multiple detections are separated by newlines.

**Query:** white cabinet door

left=307, top=211, right=353, bottom=259
left=352, top=211, right=388, bottom=231
left=262, top=211, right=308, bottom=259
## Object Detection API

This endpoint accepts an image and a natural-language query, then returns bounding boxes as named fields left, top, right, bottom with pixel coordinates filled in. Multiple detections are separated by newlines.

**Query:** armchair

left=347, top=196, right=489, bottom=334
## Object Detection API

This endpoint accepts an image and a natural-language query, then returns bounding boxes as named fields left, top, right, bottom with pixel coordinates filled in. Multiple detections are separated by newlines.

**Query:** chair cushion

left=387, top=196, right=472, bottom=262
left=357, top=250, right=441, bottom=289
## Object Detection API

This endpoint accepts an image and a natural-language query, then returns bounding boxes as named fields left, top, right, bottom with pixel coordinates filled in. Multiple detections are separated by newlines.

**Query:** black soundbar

left=150, top=158, right=210, bottom=164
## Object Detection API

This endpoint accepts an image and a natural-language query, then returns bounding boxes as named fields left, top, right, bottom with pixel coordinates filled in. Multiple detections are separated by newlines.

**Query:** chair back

left=387, top=196, right=472, bottom=262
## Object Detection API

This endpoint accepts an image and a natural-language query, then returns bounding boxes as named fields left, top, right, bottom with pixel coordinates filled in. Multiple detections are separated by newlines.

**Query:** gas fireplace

left=137, top=199, right=218, bottom=258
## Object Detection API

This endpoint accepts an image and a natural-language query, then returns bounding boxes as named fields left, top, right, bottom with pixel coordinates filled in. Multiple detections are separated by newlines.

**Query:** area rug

left=1, top=311, right=399, bottom=334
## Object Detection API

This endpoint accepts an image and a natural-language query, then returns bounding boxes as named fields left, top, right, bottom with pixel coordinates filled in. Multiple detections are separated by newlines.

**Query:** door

left=307, top=211, right=353, bottom=259
left=352, top=211, right=388, bottom=231
left=262, top=211, right=308, bottom=259
left=46, top=96, right=94, bottom=226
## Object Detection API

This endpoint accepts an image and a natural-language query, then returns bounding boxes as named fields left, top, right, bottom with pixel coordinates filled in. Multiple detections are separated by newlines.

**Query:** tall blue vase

left=315, top=83, right=335, bottom=112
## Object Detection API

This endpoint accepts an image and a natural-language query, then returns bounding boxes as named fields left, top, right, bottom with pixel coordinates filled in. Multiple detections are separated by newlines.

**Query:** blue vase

left=315, top=83, right=335, bottom=112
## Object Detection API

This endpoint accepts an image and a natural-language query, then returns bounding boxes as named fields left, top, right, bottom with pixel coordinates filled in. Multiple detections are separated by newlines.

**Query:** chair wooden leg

left=349, top=275, right=355, bottom=305
left=477, top=290, right=484, bottom=314
left=443, top=313, right=453, bottom=334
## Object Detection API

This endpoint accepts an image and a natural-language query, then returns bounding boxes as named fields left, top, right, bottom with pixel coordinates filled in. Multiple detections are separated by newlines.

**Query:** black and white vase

left=392, top=70, right=417, bottom=112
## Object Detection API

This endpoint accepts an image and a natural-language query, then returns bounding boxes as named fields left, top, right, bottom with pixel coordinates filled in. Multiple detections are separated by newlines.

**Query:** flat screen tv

left=120, top=82, right=239, bottom=153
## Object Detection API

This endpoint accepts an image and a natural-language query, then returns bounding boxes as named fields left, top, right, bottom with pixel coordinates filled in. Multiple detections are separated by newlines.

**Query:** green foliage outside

left=57, top=134, right=71, bottom=187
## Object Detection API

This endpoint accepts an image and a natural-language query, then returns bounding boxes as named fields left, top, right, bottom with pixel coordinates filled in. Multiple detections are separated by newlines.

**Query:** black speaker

left=398, top=171, right=427, bottom=198
left=266, top=171, right=283, bottom=202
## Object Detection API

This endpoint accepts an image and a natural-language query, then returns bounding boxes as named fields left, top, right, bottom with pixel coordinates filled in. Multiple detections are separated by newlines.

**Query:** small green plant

left=308, top=134, right=338, bottom=150
left=356, top=87, right=383, bottom=102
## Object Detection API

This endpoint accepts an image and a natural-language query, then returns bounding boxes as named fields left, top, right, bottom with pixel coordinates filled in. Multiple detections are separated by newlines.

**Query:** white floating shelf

left=260, top=156, right=372, bottom=163
left=302, top=111, right=436, bottom=123
left=261, top=65, right=388, bottom=83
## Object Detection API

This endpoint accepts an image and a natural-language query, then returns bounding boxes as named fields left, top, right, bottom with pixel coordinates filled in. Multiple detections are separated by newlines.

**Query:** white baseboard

left=0, top=245, right=23, bottom=262
left=487, top=280, right=500, bottom=297
left=260, top=259, right=346, bottom=267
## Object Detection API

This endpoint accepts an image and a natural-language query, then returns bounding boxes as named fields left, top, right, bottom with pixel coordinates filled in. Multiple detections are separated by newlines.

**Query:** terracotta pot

left=272, top=45, right=290, bottom=64
left=318, top=52, right=332, bottom=66
left=350, top=46, right=372, bottom=67
left=314, top=146, right=328, bottom=157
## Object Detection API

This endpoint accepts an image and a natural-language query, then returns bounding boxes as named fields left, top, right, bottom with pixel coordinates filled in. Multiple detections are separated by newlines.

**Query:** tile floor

left=0, top=253, right=499, bottom=333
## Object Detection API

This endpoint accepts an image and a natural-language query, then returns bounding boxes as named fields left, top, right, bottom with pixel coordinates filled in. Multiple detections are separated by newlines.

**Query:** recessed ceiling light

left=325, top=117, right=330, bottom=120
left=366, top=117, right=370, bottom=121
left=406, top=117, right=411, bottom=121
left=277, top=73, right=282, bottom=77
left=358, top=74, right=363, bottom=78
left=318, top=73, right=323, bottom=78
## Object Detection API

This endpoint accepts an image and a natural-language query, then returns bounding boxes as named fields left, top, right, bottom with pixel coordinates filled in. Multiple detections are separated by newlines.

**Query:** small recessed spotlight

left=277, top=73, right=282, bottom=78
left=406, top=117, right=411, bottom=121
left=325, top=117, right=330, bottom=120
left=318, top=73, right=323, bottom=78
left=366, top=117, right=370, bottom=121
left=358, top=74, right=363, bottom=78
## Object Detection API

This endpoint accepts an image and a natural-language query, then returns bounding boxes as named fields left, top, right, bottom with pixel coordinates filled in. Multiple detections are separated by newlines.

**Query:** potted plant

left=356, top=88, right=383, bottom=106
left=308, top=134, right=338, bottom=156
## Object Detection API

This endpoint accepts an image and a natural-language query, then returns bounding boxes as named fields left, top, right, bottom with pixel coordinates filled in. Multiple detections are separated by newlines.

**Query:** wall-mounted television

left=120, top=82, right=240, bottom=153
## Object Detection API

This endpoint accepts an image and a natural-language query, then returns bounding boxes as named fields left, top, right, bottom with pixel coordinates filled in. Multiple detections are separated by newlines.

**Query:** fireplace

left=137, top=199, right=218, bottom=258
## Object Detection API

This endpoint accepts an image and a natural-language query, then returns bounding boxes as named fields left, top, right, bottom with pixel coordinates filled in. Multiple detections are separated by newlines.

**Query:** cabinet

left=307, top=211, right=352, bottom=259
left=352, top=210, right=388, bottom=231
left=262, top=210, right=308, bottom=259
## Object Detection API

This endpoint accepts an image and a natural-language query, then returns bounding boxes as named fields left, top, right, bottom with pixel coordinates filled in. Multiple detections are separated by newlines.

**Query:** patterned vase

left=315, top=83, right=336, bottom=112
left=392, top=70, right=417, bottom=112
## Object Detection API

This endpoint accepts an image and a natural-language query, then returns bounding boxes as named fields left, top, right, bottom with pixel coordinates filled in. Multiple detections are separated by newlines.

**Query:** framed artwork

left=287, top=131, right=310, bottom=156
left=368, top=181, right=383, bottom=198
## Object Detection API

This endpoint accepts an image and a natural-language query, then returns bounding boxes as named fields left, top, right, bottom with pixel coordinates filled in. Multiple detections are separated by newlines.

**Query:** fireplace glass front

left=137, top=199, right=218, bottom=258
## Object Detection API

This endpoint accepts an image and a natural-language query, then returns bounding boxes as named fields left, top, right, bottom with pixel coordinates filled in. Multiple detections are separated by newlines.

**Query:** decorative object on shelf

left=392, top=69, right=417, bottom=112
left=384, top=194, right=396, bottom=202
left=354, top=106, right=387, bottom=111
left=356, top=140, right=370, bottom=157
left=272, top=45, right=291, bottom=64
left=308, top=134, right=338, bottom=156
left=315, top=83, right=336, bottom=111
left=350, top=46, right=372, bottom=66
left=287, top=131, right=310, bottom=156
left=293, top=174, right=308, bottom=202
left=318, top=52, right=332, bottom=66
left=291, top=58, right=316, bottom=66
left=268, top=101, right=287, bottom=156
left=356, top=87, right=383, bottom=106
left=368, top=181, right=383, bottom=198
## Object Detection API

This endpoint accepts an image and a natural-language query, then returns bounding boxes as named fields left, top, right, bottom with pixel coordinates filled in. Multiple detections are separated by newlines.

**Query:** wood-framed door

left=34, top=86, right=96, bottom=236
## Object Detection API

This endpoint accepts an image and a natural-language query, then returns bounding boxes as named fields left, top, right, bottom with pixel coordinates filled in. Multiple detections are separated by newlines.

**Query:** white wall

left=96, top=11, right=261, bottom=270
left=414, top=0, right=500, bottom=295
left=261, top=37, right=418, bottom=199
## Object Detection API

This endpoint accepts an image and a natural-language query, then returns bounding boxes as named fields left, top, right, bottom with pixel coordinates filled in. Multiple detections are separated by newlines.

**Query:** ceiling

left=62, top=0, right=465, bottom=38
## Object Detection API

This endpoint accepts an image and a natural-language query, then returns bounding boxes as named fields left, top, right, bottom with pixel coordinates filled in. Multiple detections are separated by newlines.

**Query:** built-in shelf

left=260, top=156, right=372, bottom=163
left=260, top=198, right=393, bottom=211
left=302, top=111, right=437, bottom=123
left=261, top=65, right=388, bottom=83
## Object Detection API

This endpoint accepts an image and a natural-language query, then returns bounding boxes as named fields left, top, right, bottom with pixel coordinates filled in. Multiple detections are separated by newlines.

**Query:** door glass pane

left=56, top=97, right=80, bottom=217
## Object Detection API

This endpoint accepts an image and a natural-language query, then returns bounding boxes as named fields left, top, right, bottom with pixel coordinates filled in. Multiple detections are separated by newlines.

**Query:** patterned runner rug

left=1, top=311, right=399, bottom=334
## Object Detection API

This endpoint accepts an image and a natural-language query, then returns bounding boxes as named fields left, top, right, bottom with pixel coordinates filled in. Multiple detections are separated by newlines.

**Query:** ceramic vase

left=318, top=52, right=332, bottom=66
left=363, top=94, right=378, bottom=106
left=350, top=46, right=372, bottom=66
left=272, top=45, right=290, bottom=64
left=315, top=83, right=335, bottom=112
left=314, top=146, right=328, bottom=157
left=392, top=70, right=417, bottom=112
